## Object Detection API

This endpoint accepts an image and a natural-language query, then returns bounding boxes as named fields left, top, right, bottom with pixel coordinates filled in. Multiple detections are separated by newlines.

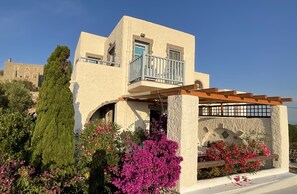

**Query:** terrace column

left=114, top=99, right=127, bottom=130
left=270, top=105, right=289, bottom=171
left=167, top=95, right=199, bottom=192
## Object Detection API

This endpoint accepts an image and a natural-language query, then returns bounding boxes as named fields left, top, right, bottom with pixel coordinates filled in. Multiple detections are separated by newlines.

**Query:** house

left=1, top=58, right=44, bottom=87
left=71, top=15, right=209, bottom=132
left=72, top=16, right=294, bottom=193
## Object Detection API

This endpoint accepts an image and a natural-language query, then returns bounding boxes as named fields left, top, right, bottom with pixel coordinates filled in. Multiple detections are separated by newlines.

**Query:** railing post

left=182, top=61, right=185, bottom=85
left=141, top=54, right=145, bottom=81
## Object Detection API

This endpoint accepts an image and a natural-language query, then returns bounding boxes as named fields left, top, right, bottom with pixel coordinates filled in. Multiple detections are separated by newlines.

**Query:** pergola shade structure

left=122, top=84, right=292, bottom=118
left=122, top=84, right=292, bottom=105
left=121, top=84, right=292, bottom=191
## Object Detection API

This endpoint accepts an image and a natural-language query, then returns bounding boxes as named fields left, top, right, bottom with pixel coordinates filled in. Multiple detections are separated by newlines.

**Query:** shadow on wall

left=127, top=101, right=149, bottom=130
left=73, top=82, right=82, bottom=132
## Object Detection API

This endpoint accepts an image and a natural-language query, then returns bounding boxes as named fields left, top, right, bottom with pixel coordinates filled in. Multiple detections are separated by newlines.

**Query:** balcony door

left=134, top=42, right=148, bottom=59
left=134, top=42, right=150, bottom=80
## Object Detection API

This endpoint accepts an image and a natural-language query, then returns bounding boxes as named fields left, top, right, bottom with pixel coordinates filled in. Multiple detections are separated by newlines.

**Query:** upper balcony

left=128, top=54, right=185, bottom=92
left=76, top=56, right=120, bottom=67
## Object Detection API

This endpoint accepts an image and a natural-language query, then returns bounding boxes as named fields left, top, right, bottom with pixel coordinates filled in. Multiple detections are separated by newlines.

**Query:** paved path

left=185, top=173, right=297, bottom=194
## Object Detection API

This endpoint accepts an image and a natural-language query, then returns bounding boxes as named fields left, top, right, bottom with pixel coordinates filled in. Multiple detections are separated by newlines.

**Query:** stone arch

left=85, top=100, right=118, bottom=124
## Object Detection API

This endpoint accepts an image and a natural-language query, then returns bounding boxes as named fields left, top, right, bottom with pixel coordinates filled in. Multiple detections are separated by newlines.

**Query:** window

left=24, top=73, right=30, bottom=79
left=166, top=43, right=184, bottom=61
left=86, top=53, right=103, bottom=64
left=169, top=49, right=181, bottom=61
left=195, top=80, right=203, bottom=89
left=87, top=56, right=102, bottom=64
left=108, top=44, right=115, bottom=65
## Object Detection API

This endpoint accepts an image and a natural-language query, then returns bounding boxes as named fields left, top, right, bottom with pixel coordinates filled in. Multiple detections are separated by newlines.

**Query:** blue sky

left=0, top=0, right=296, bottom=123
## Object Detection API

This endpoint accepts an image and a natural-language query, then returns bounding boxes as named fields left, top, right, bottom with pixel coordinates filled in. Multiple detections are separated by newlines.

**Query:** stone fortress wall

left=1, top=58, right=44, bottom=87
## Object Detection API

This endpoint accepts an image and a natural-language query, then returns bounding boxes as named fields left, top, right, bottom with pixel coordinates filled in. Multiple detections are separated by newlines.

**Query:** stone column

left=114, top=99, right=126, bottom=130
left=167, top=95, right=199, bottom=192
left=271, top=105, right=289, bottom=171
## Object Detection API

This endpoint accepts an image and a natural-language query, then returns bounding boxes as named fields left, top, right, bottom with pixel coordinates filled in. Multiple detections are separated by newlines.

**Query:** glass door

left=134, top=42, right=148, bottom=59
left=134, top=42, right=149, bottom=79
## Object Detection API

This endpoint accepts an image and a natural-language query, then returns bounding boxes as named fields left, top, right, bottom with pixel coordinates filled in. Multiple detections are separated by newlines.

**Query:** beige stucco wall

left=115, top=100, right=150, bottom=130
left=198, top=117, right=272, bottom=150
left=72, top=32, right=107, bottom=81
left=3, top=61, right=44, bottom=87
left=194, top=71, right=210, bottom=89
left=72, top=62, right=124, bottom=131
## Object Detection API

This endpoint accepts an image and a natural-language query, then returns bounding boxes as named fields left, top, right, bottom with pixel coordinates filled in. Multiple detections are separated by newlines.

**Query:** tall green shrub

left=31, top=45, right=74, bottom=169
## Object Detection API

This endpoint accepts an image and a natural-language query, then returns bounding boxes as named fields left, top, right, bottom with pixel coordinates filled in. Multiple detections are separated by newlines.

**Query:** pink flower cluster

left=113, top=134, right=182, bottom=194
left=206, top=141, right=271, bottom=174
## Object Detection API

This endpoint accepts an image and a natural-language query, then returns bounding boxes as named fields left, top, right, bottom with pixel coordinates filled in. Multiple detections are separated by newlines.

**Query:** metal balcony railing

left=77, top=56, right=120, bottom=67
left=129, top=54, right=184, bottom=85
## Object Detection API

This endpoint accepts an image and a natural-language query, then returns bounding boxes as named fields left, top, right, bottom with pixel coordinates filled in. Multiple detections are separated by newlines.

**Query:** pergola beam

left=267, top=97, right=281, bottom=101
left=237, top=93, right=253, bottom=98
left=217, top=90, right=237, bottom=96
left=198, top=88, right=219, bottom=93
left=253, top=95, right=267, bottom=99
left=189, top=91, right=282, bottom=105
left=281, top=98, right=293, bottom=102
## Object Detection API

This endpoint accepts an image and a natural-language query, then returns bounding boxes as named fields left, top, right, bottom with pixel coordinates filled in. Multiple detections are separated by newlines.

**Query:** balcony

left=76, top=56, right=120, bottom=67
left=129, top=54, right=184, bottom=92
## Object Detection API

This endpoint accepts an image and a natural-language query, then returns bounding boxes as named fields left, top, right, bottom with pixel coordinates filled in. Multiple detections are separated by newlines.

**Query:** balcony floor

left=128, top=80, right=182, bottom=93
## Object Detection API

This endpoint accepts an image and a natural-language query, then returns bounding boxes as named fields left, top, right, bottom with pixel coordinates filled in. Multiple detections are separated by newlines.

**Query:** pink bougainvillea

left=204, top=141, right=272, bottom=175
left=113, top=134, right=182, bottom=194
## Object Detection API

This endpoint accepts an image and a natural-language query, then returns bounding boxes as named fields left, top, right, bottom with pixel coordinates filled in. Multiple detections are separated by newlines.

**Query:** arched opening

left=89, top=103, right=115, bottom=123
left=194, top=80, right=203, bottom=89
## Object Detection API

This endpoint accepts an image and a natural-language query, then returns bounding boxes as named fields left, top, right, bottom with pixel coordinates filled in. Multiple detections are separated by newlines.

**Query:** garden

left=0, top=46, right=182, bottom=194
left=0, top=45, right=278, bottom=193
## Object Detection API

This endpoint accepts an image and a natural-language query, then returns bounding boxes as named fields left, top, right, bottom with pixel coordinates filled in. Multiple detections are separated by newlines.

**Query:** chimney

left=8, top=58, right=12, bottom=62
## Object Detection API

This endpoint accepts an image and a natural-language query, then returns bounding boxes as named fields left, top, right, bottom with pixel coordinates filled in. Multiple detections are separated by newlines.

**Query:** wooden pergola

left=122, top=84, right=292, bottom=105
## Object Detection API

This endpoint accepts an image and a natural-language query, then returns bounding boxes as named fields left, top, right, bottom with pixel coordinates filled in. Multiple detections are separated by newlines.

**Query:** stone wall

left=198, top=117, right=272, bottom=149
left=3, top=61, right=44, bottom=87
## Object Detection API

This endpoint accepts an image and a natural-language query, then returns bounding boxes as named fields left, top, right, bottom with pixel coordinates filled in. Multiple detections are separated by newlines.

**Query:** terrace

left=121, top=84, right=294, bottom=193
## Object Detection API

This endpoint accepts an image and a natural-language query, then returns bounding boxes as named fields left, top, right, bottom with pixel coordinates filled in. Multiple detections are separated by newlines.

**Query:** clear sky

left=1, top=0, right=296, bottom=123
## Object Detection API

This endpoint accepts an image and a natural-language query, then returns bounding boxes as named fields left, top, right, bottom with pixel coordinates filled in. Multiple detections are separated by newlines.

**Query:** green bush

left=0, top=81, right=33, bottom=113
left=77, top=120, right=123, bottom=193
left=289, top=124, right=297, bottom=142
left=0, top=111, right=34, bottom=161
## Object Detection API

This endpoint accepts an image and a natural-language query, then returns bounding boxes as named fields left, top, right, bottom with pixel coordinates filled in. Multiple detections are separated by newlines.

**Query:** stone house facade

left=2, top=58, right=44, bottom=87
